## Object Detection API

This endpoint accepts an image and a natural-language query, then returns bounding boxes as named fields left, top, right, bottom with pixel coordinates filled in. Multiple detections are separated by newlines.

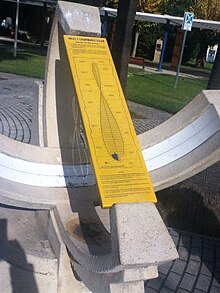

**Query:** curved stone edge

left=140, top=90, right=220, bottom=190
left=143, top=105, right=219, bottom=171
left=152, top=136, right=220, bottom=192
left=1, top=90, right=219, bottom=189
left=0, top=131, right=89, bottom=165
left=138, top=91, right=212, bottom=148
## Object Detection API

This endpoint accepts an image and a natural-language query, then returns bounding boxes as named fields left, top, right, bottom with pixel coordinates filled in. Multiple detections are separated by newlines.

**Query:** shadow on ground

left=157, top=188, right=220, bottom=238
left=0, top=219, right=39, bottom=293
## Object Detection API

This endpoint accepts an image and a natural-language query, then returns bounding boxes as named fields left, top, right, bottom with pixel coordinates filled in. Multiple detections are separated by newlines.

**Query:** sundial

left=64, top=35, right=156, bottom=208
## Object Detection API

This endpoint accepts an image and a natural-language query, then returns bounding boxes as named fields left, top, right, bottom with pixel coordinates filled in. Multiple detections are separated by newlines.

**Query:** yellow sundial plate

left=64, top=35, right=157, bottom=208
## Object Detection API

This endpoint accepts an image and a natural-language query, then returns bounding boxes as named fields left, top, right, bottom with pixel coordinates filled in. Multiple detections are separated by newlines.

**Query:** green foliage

left=70, top=0, right=107, bottom=6
left=137, top=0, right=163, bottom=13
left=136, top=23, right=163, bottom=60
left=192, top=0, right=220, bottom=20
left=183, top=30, right=200, bottom=63
left=158, top=0, right=220, bottom=63
left=105, top=0, right=118, bottom=8
left=158, top=0, right=194, bottom=16
left=105, top=0, right=163, bottom=11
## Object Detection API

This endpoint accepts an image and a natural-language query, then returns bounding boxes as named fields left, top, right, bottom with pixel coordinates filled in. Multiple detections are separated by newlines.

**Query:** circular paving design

left=0, top=96, right=32, bottom=143
left=0, top=73, right=34, bottom=143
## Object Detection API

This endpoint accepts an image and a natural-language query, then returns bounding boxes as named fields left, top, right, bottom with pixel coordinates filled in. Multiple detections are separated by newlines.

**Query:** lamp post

left=14, top=0, right=19, bottom=58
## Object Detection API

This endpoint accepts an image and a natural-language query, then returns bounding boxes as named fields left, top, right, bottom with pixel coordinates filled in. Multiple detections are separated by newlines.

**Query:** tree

left=137, top=0, right=162, bottom=13
left=192, top=0, right=220, bottom=21
left=135, top=22, right=163, bottom=59
left=158, top=0, right=194, bottom=16
left=193, top=1, right=220, bottom=88
left=194, top=29, right=218, bottom=67
left=106, top=0, right=163, bottom=58
left=158, top=0, right=220, bottom=66
left=131, top=0, right=162, bottom=57
left=191, top=0, right=220, bottom=65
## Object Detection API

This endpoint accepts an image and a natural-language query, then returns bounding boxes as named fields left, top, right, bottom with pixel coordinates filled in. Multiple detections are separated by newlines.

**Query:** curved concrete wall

left=2, top=2, right=220, bottom=292
left=0, top=91, right=219, bottom=192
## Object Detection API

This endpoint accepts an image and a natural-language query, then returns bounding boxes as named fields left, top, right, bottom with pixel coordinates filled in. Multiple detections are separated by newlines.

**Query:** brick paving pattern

left=0, top=72, right=220, bottom=292
left=0, top=95, right=32, bottom=143
left=0, top=73, right=33, bottom=143
left=145, top=229, right=220, bottom=292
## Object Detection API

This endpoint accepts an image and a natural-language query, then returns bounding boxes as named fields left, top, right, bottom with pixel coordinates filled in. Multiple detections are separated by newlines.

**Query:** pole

left=40, top=2, right=47, bottom=50
left=14, top=0, right=19, bottom=58
left=101, top=11, right=108, bottom=38
left=174, top=30, right=187, bottom=88
left=157, top=19, right=170, bottom=72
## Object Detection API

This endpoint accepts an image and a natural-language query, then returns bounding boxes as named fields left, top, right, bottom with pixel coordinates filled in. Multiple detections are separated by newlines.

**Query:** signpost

left=64, top=35, right=156, bottom=208
left=174, top=12, right=194, bottom=88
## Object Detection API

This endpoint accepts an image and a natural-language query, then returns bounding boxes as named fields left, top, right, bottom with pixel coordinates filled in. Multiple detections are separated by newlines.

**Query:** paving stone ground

left=0, top=72, right=220, bottom=292
left=0, top=73, right=33, bottom=143
left=145, top=229, right=220, bottom=293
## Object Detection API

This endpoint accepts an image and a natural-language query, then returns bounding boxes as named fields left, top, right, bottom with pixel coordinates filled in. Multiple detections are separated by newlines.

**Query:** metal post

left=157, top=19, right=170, bottom=72
left=40, top=2, right=47, bottom=50
left=174, top=30, right=187, bottom=89
left=14, top=0, right=19, bottom=58
left=101, top=11, right=108, bottom=38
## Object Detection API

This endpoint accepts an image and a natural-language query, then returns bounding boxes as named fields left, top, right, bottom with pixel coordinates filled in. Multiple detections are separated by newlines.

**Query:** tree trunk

left=131, top=30, right=139, bottom=57
left=207, top=43, right=220, bottom=89
left=111, top=0, right=137, bottom=94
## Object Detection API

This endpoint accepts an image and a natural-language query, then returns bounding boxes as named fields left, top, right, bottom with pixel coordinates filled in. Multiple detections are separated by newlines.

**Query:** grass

left=0, top=45, right=46, bottom=79
left=145, top=59, right=213, bottom=77
left=0, top=43, right=209, bottom=113
left=127, top=68, right=208, bottom=114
